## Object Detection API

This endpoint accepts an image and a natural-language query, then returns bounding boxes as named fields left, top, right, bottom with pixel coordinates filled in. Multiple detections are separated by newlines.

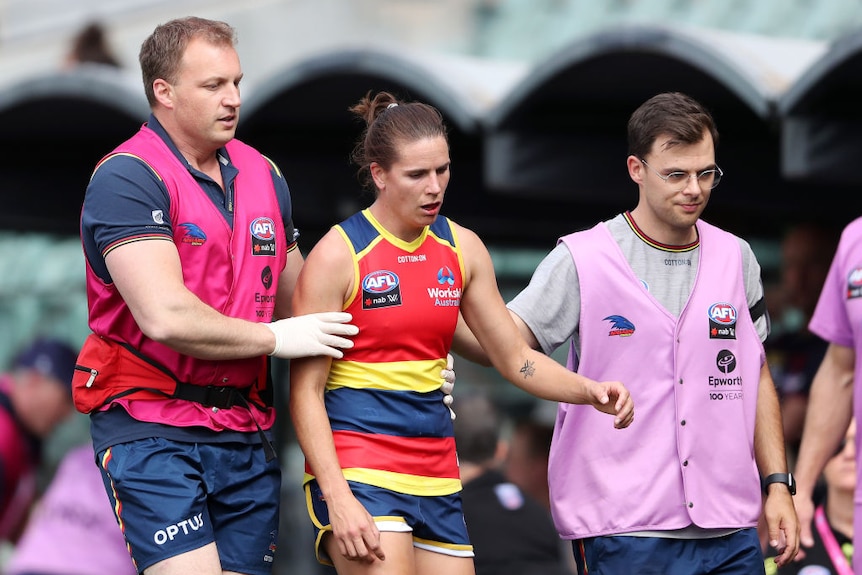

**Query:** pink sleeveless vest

left=84, top=126, right=286, bottom=431
left=548, top=220, right=764, bottom=538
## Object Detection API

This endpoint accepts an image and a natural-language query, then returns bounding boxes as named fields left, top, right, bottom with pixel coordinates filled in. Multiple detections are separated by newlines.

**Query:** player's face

left=171, top=37, right=243, bottom=150
left=628, top=130, right=715, bottom=244
left=370, top=136, right=451, bottom=241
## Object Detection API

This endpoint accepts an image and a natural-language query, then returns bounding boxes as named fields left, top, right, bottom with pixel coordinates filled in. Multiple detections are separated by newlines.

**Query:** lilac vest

left=549, top=220, right=764, bottom=538
left=5, top=444, right=137, bottom=575
left=84, top=126, right=286, bottom=431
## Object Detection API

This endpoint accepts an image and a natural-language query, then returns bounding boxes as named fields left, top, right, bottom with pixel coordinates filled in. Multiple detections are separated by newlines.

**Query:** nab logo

left=708, top=303, right=737, bottom=325
left=363, top=270, right=400, bottom=294
left=250, top=217, right=276, bottom=240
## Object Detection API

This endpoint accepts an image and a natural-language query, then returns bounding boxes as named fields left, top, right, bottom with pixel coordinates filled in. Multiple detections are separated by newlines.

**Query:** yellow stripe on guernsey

left=326, top=358, right=445, bottom=393
left=302, top=468, right=459, bottom=496
left=339, top=469, right=459, bottom=496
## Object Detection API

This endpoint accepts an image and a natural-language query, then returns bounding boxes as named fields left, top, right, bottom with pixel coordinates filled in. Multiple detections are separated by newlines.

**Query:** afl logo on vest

left=708, top=302, right=737, bottom=340
left=249, top=217, right=276, bottom=256
left=362, top=270, right=402, bottom=310
left=847, top=267, right=862, bottom=299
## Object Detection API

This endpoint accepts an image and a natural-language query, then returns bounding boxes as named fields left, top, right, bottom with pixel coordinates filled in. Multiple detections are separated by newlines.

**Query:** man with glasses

left=453, top=91, right=798, bottom=574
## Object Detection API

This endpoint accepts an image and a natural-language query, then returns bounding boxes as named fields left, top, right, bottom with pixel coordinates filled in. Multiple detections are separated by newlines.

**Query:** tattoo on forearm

left=520, top=360, right=535, bottom=379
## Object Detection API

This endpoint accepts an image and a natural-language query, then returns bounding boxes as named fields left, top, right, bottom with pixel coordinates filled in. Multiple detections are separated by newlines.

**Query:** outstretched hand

left=589, top=381, right=634, bottom=428
left=266, top=312, right=358, bottom=359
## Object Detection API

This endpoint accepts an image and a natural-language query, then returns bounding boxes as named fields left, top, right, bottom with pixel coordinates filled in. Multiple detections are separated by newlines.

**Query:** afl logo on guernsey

left=848, top=268, right=862, bottom=299
left=708, top=302, right=737, bottom=340
left=362, top=270, right=402, bottom=310
left=249, top=217, right=276, bottom=256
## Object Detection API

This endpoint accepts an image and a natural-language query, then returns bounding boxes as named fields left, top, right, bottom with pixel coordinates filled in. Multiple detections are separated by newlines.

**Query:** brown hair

left=67, top=22, right=120, bottom=68
left=138, top=17, right=236, bottom=107
left=349, top=91, right=449, bottom=194
left=627, top=92, right=719, bottom=159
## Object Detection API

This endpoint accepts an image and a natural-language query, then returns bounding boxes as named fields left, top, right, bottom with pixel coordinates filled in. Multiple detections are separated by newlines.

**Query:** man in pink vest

left=76, top=16, right=364, bottom=575
left=454, top=91, right=799, bottom=573
left=794, top=215, right=862, bottom=573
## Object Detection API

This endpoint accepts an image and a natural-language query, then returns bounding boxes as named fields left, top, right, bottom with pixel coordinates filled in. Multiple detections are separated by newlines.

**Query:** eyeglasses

left=640, top=159, right=723, bottom=191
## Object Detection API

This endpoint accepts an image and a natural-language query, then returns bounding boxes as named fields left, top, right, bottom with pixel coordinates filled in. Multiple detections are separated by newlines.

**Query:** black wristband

left=762, top=472, right=796, bottom=496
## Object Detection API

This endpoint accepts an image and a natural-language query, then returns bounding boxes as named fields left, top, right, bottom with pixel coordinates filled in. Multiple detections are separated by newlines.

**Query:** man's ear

left=153, top=79, right=173, bottom=109
left=627, top=155, right=645, bottom=186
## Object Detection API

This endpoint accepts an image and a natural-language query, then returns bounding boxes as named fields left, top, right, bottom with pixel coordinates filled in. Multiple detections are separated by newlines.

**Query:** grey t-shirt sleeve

left=739, top=237, right=769, bottom=343
left=507, top=243, right=581, bottom=356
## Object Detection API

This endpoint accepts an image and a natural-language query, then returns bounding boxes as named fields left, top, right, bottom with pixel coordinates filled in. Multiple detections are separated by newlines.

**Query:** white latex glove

left=266, top=312, right=358, bottom=359
left=441, top=353, right=456, bottom=420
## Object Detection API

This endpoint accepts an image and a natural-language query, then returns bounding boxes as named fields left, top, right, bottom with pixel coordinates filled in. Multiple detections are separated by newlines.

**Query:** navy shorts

left=573, top=528, right=765, bottom=575
left=97, top=438, right=281, bottom=575
left=305, top=479, right=473, bottom=566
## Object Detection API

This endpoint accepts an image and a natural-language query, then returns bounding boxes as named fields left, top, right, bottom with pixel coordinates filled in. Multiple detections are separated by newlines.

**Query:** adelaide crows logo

left=603, top=315, right=635, bottom=337
left=179, top=223, right=206, bottom=246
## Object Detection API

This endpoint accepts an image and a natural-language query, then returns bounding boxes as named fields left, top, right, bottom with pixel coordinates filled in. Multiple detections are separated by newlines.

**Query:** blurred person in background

left=504, top=409, right=555, bottom=512
left=62, top=21, right=121, bottom=70
left=0, top=337, right=76, bottom=543
left=4, top=442, right=137, bottom=575
left=765, top=223, right=838, bottom=466
left=455, top=392, right=572, bottom=575
left=766, top=419, right=855, bottom=574
left=792, top=214, right=862, bottom=573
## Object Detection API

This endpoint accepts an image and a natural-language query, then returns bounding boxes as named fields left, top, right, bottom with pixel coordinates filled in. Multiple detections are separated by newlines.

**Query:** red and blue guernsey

left=80, top=125, right=286, bottom=432
left=308, top=209, right=464, bottom=496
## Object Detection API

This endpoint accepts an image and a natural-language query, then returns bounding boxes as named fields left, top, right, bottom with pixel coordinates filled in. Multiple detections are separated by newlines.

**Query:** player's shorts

left=305, top=479, right=474, bottom=566
left=97, top=438, right=281, bottom=575
left=573, top=528, right=765, bottom=575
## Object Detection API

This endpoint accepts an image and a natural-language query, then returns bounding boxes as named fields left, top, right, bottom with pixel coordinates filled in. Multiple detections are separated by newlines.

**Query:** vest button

left=683, top=460, right=689, bottom=466
left=681, top=420, right=686, bottom=426
left=688, top=502, right=694, bottom=508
